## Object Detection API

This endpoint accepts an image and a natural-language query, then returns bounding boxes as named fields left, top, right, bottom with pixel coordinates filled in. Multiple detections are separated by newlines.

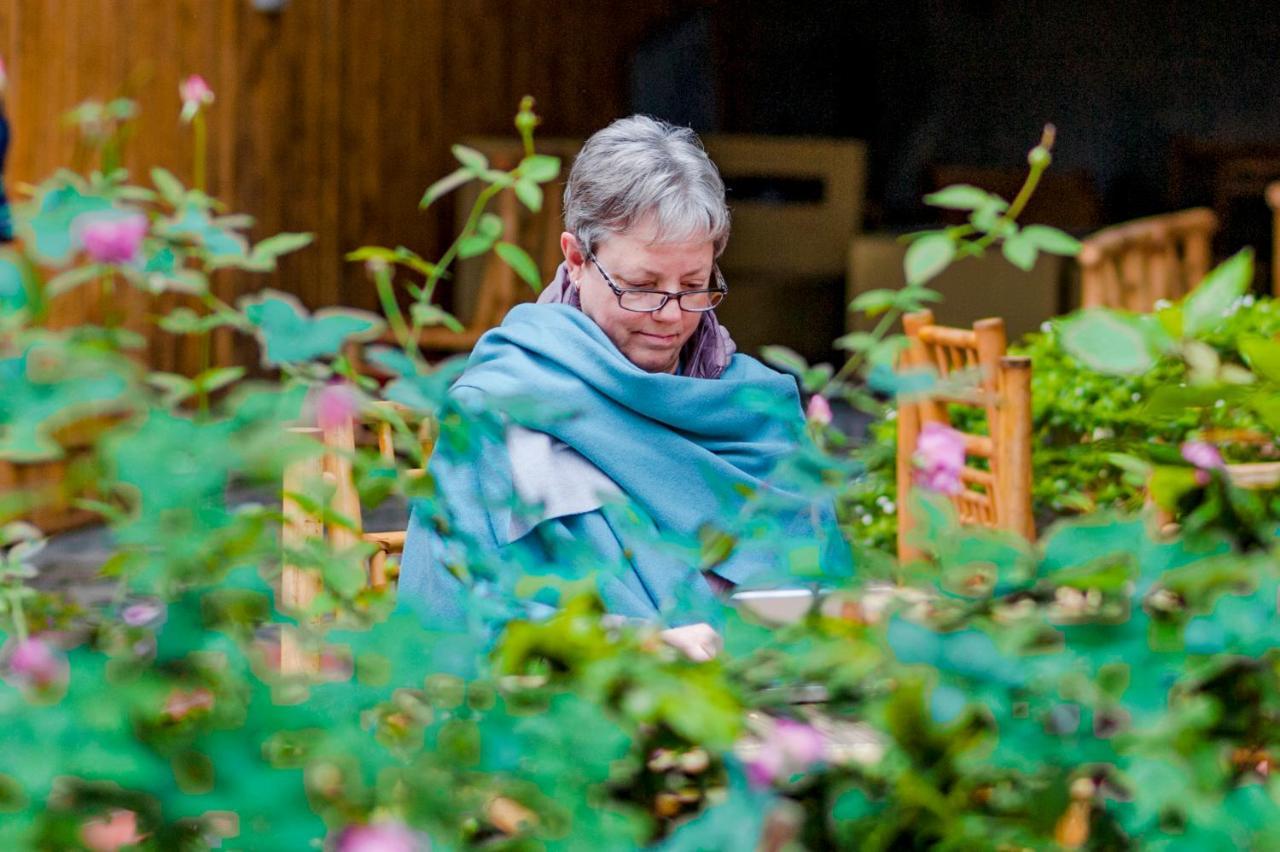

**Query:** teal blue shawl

left=397, top=304, right=849, bottom=630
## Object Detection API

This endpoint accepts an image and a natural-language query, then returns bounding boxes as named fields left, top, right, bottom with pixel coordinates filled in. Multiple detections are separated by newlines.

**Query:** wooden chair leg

left=281, top=427, right=324, bottom=676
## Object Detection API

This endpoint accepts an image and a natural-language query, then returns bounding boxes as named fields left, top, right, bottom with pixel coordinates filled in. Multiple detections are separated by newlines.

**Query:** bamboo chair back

left=281, top=403, right=435, bottom=611
left=1267, top=181, right=1280, bottom=298
left=1078, top=208, right=1218, bottom=311
left=896, top=311, right=1034, bottom=562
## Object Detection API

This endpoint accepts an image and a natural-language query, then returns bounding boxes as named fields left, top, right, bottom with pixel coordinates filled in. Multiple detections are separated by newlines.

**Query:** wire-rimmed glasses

left=588, top=255, right=727, bottom=313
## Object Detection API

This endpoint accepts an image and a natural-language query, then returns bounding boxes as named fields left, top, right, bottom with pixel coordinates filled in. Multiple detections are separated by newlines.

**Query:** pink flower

left=3, top=636, right=69, bottom=692
left=806, top=394, right=833, bottom=426
left=913, top=422, right=966, bottom=495
left=333, top=821, right=428, bottom=852
left=122, top=599, right=165, bottom=627
left=163, top=686, right=215, bottom=722
left=180, top=74, right=215, bottom=122
left=313, top=382, right=361, bottom=431
left=77, top=212, right=148, bottom=265
left=0, top=56, right=8, bottom=94
left=1181, top=440, right=1225, bottom=471
left=82, top=809, right=145, bottom=852
left=745, top=718, right=827, bottom=788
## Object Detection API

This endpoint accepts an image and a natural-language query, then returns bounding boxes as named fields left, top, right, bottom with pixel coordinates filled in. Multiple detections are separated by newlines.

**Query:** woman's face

left=561, top=225, right=715, bottom=374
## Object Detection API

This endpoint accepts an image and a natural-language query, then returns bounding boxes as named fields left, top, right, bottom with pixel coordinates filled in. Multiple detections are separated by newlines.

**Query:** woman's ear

left=560, top=231, right=587, bottom=283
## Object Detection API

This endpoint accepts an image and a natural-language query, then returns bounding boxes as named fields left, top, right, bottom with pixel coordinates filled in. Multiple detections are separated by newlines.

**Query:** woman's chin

left=626, top=348, right=679, bottom=374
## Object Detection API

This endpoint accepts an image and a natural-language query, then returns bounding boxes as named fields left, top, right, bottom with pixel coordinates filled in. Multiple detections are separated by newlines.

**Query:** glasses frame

left=587, top=255, right=727, bottom=314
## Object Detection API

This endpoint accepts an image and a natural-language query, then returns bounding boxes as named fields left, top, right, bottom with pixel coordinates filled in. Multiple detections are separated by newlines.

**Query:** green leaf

left=418, top=167, right=470, bottom=209
left=410, top=302, right=465, bottom=333
left=150, top=167, right=186, bottom=206
left=513, top=178, right=542, bottom=212
left=903, top=233, right=956, bottom=285
left=239, top=289, right=385, bottom=365
left=1149, top=465, right=1200, bottom=512
left=477, top=212, right=504, bottom=240
left=451, top=144, right=489, bottom=175
left=760, top=345, right=808, bottom=376
left=1022, top=224, right=1082, bottom=256
left=835, top=332, right=876, bottom=352
left=1183, top=249, right=1253, bottom=337
left=495, top=242, right=542, bottom=292
left=519, top=154, right=561, bottom=183
left=1058, top=309, right=1158, bottom=375
left=456, top=233, right=496, bottom=259
left=923, top=184, right=1007, bottom=212
left=849, top=289, right=897, bottom=316
left=45, top=264, right=103, bottom=297
left=1240, top=337, right=1280, bottom=383
left=251, top=232, right=314, bottom=264
left=194, top=366, right=245, bottom=393
left=1001, top=229, right=1037, bottom=271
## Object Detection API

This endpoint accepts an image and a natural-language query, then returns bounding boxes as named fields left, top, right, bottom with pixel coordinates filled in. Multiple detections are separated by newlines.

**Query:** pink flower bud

left=121, top=599, right=166, bottom=628
left=179, top=74, right=214, bottom=122
left=1180, top=440, right=1225, bottom=472
left=805, top=394, right=833, bottom=426
left=333, top=821, right=428, bottom=852
left=163, top=686, right=215, bottom=722
left=745, top=718, right=826, bottom=788
left=313, top=382, right=361, bottom=431
left=0, top=57, right=8, bottom=94
left=3, top=636, right=69, bottom=691
left=82, top=809, right=145, bottom=852
left=913, top=422, right=966, bottom=495
left=77, top=212, right=148, bottom=265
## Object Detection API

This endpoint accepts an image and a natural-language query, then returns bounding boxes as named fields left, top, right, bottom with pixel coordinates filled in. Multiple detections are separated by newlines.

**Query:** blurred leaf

left=411, top=302, right=464, bottom=333
left=149, top=168, right=186, bottom=207
left=1183, top=249, right=1252, bottom=337
left=1022, top=224, right=1081, bottom=256
left=761, top=346, right=808, bottom=376
left=519, top=154, right=560, bottom=183
left=419, top=167, right=470, bottom=209
left=495, top=241, right=542, bottom=291
left=1001, top=229, right=1037, bottom=271
left=1058, top=309, right=1158, bottom=375
left=923, top=184, right=1007, bottom=212
left=513, top=178, right=543, bottom=212
left=239, top=289, right=384, bottom=365
left=849, top=289, right=897, bottom=316
left=251, top=232, right=314, bottom=265
left=451, top=144, right=489, bottom=175
left=1239, top=337, right=1280, bottom=383
left=904, top=233, right=956, bottom=285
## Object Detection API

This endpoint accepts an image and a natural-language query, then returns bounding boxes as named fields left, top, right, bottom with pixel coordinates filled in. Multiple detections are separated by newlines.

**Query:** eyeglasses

left=588, top=255, right=727, bottom=313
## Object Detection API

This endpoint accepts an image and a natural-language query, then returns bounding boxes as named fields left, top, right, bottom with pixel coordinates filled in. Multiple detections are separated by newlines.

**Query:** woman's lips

left=638, top=331, right=678, bottom=344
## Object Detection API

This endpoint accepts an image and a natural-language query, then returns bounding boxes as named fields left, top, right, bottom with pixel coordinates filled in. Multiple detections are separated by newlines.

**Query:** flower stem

left=193, top=112, right=208, bottom=195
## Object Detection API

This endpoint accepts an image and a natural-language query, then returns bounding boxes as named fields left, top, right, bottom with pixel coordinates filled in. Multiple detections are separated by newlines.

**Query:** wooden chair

left=1267, top=180, right=1280, bottom=298
left=895, top=311, right=1033, bottom=562
left=1078, top=208, right=1218, bottom=311
left=280, top=403, right=436, bottom=631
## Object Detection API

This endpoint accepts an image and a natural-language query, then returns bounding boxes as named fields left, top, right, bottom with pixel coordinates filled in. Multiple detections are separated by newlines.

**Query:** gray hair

left=564, top=115, right=730, bottom=258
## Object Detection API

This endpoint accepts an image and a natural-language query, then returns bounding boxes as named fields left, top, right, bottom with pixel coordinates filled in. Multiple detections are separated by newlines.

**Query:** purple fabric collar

left=536, top=262, right=736, bottom=379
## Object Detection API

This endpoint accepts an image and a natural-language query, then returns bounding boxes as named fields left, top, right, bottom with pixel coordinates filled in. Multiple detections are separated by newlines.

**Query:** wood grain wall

left=0, top=0, right=681, bottom=366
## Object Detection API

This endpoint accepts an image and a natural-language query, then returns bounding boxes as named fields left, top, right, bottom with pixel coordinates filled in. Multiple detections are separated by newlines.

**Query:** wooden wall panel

left=0, top=0, right=682, bottom=369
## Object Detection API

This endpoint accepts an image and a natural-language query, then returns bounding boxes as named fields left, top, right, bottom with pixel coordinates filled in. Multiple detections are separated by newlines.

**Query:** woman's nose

left=654, top=296, right=683, bottom=322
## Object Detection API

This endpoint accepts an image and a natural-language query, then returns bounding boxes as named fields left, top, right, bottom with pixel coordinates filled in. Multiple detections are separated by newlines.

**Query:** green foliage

left=5, top=91, right=1280, bottom=852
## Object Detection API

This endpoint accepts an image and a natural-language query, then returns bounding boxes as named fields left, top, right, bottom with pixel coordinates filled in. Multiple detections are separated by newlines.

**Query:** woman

left=398, top=116, right=848, bottom=658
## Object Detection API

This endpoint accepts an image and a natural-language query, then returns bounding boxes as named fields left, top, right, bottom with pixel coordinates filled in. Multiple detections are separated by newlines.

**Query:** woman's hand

left=659, top=622, right=722, bottom=662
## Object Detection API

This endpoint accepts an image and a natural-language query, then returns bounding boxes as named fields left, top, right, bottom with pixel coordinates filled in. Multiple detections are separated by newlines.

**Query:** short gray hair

left=564, top=115, right=730, bottom=258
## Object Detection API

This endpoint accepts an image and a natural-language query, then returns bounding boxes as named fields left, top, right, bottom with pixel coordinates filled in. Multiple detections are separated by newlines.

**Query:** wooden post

left=995, top=356, right=1034, bottom=541
left=896, top=311, right=933, bottom=563
left=281, top=426, right=324, bottom=676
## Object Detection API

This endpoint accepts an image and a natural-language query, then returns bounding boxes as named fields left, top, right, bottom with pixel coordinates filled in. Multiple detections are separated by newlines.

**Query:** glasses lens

left=618, top=290, right=668, bottom=312
left=680, top=290, right=723, bottom=311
